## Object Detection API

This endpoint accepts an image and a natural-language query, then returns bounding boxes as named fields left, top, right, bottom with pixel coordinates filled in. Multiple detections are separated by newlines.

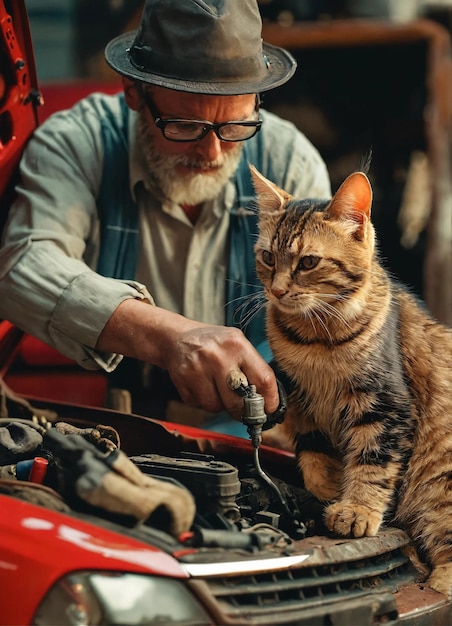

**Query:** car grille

left=185, top=534, right=415, bottom=625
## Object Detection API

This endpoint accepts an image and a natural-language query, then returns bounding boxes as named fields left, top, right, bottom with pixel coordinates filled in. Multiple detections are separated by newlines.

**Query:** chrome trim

left=182, top=554, right=311, bottom=577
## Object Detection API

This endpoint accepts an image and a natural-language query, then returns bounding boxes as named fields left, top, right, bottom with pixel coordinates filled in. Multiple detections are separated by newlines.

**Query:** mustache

left=178, top=156, right=225, bottom=169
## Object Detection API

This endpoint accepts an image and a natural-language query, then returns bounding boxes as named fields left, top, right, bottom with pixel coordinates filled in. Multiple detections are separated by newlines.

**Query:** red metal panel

left=0, top=0, right=41, bottom=199
left=0, top=494, right=187, bottom=625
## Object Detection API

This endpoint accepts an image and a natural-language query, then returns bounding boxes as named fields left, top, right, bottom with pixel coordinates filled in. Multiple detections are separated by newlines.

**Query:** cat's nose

left=271, top=286, right=288, bottom=299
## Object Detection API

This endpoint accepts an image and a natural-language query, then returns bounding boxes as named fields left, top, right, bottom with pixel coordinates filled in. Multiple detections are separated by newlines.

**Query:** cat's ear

left=328, top=172, right=372, bottom=240
left=249, top=164, right=292, bottom=213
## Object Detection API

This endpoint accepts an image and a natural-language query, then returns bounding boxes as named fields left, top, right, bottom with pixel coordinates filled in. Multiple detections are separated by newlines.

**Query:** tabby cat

left=251, top=165, right=452, bottom=598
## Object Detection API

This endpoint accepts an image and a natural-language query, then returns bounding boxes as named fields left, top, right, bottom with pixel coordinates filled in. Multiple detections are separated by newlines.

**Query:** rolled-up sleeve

left=0, top=93, right=151, bottom=371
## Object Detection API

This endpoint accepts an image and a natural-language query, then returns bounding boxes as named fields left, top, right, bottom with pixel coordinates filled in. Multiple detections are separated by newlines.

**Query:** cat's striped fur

left=251, top=166, right=452, bottom=598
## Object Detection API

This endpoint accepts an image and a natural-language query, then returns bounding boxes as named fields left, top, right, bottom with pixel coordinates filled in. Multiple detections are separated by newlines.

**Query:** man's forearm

left=95, top=298, right=197, bottom=368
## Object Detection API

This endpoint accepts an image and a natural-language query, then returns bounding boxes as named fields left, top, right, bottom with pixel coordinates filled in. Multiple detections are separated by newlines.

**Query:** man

left=0, top=0, right=331, bottom=431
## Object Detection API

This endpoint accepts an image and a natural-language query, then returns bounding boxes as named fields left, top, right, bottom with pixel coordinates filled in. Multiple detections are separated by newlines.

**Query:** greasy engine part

left=237, top=467, right=325, bottom=536
left=130, top=452, right=242, bottom=522
left=132, top=451, right=319, bottom=547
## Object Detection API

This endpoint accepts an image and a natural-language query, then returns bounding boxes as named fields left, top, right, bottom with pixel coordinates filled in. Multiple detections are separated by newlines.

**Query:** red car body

left=0, top=494, right=187, bottom=625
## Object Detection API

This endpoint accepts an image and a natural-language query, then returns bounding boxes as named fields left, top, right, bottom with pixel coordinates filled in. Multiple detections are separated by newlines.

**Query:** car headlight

left=33, top=571, right=212, bottom=625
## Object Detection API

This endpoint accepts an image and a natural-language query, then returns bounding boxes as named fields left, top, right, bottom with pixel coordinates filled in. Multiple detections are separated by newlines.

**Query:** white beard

left=136, top=110, right=243, bottom=205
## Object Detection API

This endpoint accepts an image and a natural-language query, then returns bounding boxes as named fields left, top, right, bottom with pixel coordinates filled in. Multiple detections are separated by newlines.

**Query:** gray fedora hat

left=104, top=0, right=296, bottom=95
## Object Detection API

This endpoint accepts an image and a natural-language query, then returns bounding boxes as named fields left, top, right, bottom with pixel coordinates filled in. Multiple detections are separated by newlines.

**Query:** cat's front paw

left=427, top=564, right=452, bottom=600
left=325, top=502, right=382, bottom=538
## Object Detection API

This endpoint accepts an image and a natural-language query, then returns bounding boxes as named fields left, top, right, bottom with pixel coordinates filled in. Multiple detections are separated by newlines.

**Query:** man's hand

left=96, top=299, right=279, bottom=419
left=163, top=324, right=278, bottom=418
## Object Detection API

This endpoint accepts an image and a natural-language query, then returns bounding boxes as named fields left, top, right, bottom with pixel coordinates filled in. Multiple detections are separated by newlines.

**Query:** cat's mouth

left=270, top=292, right=337, bottom=317
left=269, top=292, right=308, bottom=313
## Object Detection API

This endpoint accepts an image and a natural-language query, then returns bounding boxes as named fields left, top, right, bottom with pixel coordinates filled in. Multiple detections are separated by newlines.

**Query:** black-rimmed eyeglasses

left=142, top=90, right=262, bottom=143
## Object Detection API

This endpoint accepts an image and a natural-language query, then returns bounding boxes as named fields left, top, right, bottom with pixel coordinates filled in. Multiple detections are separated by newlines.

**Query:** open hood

left=0, top=0, right=42, bottom=203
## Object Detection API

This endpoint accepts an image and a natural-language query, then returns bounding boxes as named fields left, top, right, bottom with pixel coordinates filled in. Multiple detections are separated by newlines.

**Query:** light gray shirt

left=0, top=93, right=331, bottom=371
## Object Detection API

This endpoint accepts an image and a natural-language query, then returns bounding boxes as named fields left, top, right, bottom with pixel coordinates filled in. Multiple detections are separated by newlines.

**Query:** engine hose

left=252, top=447, right=291, bottom=515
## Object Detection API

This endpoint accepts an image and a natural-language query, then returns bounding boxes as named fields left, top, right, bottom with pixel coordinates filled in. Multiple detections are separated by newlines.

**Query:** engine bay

left=0, top=386, right=435, bottom=626
left=0, top=406, right=323, bottom=550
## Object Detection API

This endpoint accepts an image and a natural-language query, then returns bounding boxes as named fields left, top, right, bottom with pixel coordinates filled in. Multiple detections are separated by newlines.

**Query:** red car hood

left=0, top=494, right=187, bottom=625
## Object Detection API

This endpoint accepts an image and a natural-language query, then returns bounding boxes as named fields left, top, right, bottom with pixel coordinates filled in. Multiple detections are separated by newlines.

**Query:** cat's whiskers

left=313, top=310, right=335, bottom=343
left=292, top=294, right=354, bottom=340
left=231, top=291, right=267, bottom=332
left=226, top=291, right=261, bottom=309
left=224, top=280, right=265, bottom=312
left=317, top=292, right=346, bottom=300
left=315, top=299, right=355, bottom=331
left=304, top=308, right=320, bottom=338
left=240, top=300, right=267, bottom=332
left=225, top=278, right=265, bottom=296
left=293, top=292, right=349, bottom=321
left=314, top=302, right=348, bottom=335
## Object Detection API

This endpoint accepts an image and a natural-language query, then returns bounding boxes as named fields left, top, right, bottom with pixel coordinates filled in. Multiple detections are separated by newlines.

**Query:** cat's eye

left=298, top=255, right=320, bottom=271
left=262, top=250, right=275, bottom=266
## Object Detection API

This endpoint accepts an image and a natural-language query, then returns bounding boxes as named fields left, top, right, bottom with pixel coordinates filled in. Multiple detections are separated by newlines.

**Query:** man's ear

left=123, top=77, right=142, bottom=111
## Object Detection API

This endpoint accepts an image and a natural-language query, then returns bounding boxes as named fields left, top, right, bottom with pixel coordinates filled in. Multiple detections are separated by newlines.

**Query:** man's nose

left=194, top=129, right=223, bottom=161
